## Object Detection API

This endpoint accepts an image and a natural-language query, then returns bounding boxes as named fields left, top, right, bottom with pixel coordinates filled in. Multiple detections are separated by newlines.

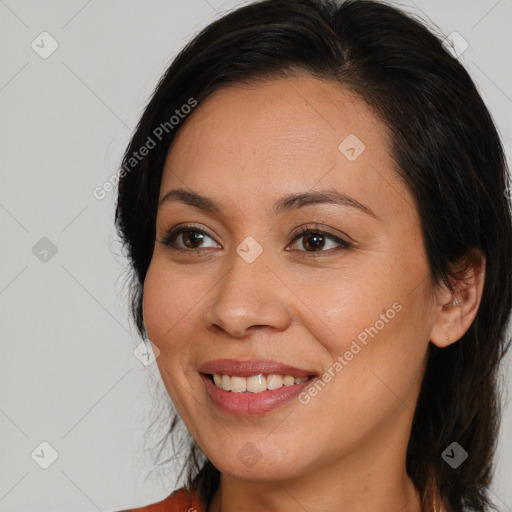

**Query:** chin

left=205, top=439, right=308, bottom=482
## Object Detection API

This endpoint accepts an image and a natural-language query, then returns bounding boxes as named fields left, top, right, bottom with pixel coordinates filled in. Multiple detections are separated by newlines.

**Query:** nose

left=204, top=249, right=293, bottom=338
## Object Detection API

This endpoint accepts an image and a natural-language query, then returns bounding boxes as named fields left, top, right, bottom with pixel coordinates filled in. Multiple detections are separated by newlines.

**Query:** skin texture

left=142, top=75, right=485, bottom=512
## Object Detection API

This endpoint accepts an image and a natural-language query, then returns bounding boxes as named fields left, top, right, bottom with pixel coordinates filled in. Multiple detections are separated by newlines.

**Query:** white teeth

left=266, top=374, right=283, bottom=390
left=247, top=374, right=267, bottom=393
left=230, top=375, right=247, bottom=393
left=221, top=374, right=231, bottom=391
left=283, top=375, right=295, bottom=386
left=211, top=373, right=311, bottom=393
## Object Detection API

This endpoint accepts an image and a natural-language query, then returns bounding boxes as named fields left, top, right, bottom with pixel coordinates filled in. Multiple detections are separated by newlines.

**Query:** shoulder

left=119, top=487, right=204, bottom=512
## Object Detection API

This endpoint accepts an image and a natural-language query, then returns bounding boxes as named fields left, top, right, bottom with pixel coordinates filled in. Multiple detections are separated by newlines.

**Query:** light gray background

left=0, top=0, right=511, bottom=510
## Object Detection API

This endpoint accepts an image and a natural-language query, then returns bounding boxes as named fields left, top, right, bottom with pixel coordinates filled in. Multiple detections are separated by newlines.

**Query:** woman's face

left=143, top=76, right=442, bottom=482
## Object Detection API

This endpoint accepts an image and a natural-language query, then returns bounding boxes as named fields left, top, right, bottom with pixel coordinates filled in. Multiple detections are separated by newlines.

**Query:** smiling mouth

left=204, top=373, right=315, bottom=393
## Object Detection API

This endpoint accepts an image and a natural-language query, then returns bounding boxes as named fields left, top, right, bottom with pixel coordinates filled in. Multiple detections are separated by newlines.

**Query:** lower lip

left=200, top=374, right=315, bottom=416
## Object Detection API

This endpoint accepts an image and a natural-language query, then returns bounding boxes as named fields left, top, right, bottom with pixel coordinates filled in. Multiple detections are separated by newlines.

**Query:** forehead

left=166, top=76, right=388, bottom=165
left=160, top=76, right=409, bottom=221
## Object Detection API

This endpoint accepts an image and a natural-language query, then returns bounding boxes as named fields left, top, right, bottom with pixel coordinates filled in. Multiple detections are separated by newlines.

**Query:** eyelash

left=159, top=223, right=352, bottom=256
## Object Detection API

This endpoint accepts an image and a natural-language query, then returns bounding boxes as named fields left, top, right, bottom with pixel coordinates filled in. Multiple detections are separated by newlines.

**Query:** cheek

left=303, top=259, right=430, bottom=389
left=142, top=258, right=203, bottom=350
left=295, top=265, right=401, bottom=354
left=142, top=259, right=205, bottom=413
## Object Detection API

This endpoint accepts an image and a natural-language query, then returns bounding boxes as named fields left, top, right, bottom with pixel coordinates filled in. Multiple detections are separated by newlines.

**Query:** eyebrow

left=158, top=187, right=380, bottom=220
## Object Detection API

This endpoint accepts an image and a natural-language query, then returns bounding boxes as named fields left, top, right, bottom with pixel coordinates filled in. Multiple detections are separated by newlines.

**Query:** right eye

left=159, top=225, right=220, bottom=251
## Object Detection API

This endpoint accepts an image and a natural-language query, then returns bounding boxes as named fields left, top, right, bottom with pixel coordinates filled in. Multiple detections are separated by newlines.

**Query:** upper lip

left=198, top=359, right=316, bottom=378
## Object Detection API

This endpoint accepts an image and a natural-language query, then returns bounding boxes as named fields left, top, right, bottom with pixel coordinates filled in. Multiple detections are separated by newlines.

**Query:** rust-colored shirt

left=123, top=488, right=204, bottom=512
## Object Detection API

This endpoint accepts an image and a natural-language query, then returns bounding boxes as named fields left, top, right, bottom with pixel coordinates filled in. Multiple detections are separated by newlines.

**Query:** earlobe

left=429, top=251, right=486, bottom=348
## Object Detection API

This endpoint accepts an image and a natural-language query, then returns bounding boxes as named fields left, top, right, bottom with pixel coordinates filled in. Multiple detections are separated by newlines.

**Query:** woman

left=115, top=0, right=512, bottom=511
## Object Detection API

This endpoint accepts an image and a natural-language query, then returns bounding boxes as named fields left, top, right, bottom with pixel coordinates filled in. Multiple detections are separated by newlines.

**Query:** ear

left=429, top=249, right=486, bottom=348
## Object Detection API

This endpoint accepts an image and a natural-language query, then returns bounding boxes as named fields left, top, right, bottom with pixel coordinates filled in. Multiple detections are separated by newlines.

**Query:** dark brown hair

left=115, top=1, right=512, bottom=510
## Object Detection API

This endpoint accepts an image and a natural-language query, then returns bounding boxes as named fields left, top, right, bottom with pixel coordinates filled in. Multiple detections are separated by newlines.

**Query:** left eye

left=288, top=229, right=350, bottom=252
